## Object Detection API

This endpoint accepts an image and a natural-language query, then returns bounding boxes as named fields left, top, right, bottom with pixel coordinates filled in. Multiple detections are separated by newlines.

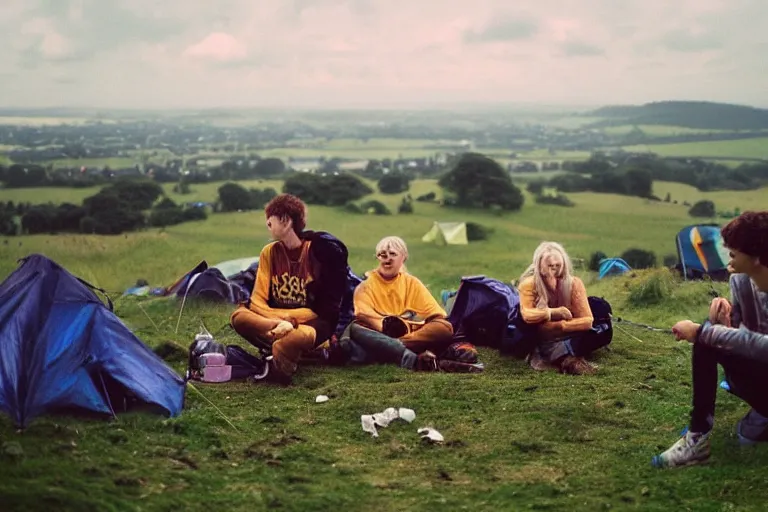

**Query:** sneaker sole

left=439, top=361, right=485, bottom=373
left=651, top=454, right=710, bottom=469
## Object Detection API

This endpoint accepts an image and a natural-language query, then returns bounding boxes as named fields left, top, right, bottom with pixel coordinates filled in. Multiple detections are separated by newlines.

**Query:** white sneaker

left=651, top=430, right=711, bottom=468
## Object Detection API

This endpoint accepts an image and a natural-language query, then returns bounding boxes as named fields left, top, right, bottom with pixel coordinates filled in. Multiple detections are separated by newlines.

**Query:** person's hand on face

left=540, top=253, right=563, bottom=286
left=376, top=247, right=405, bottom=279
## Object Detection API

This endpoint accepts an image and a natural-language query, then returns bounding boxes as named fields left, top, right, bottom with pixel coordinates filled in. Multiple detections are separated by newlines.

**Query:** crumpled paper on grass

left=360, top=407, right=416, bottom=437
left=418, top=427, right=444, bottom=443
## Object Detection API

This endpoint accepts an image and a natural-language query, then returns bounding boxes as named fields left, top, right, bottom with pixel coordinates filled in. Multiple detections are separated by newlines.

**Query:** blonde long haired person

left=517, top=241, right=609, bottom=375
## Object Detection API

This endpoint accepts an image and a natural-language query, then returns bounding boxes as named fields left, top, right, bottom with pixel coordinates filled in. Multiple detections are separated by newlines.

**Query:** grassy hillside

left=588, top=101, right=768, bottom=130
left=0, top=182, right=766, bottom=510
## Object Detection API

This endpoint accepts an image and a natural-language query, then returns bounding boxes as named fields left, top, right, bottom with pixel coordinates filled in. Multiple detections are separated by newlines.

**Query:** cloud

left=659, top=29, right=723, bottom=53
left=18, top=17, right=77, bottom=62
left=183, top=32, right=248, bottom=63
left=561, top=41, right=604, bottom=57
left=464, top=18, right=539, bottom=43
left=0, top=0, right=765, bottom=109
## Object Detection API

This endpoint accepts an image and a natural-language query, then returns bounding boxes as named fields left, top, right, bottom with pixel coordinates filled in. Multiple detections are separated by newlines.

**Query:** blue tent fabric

left=446, top=275, right=528, bottom=353
left=0, top=254, right=186, bottom=428
left=598, top=258, right=631, bottom=279
left=178, top=265, right=253, bottom=304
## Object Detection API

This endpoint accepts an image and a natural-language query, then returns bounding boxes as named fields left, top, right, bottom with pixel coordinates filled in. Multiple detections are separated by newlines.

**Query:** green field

left=4, top=133, right=767, bottom=173
left=602, top=125, right=730, bottom=136
left=1, top=182, right=766, bottom=510
left=623, top=137, right=768, bottom=160
left=3, top=178, right=764, bottom=217
left=652, top=182, right=768, bottom=212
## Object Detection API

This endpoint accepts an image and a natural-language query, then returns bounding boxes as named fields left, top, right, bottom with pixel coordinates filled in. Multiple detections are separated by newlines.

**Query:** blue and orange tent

left=675, top=224, right=730, bottom=281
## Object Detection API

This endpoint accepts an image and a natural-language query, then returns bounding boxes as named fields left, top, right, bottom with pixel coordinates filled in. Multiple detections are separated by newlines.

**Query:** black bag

left=186, top=329, right=268, bottom=382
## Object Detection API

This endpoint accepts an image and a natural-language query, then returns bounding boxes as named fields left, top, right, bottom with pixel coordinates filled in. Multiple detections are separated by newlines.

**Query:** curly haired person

left=230, top=194, right=348, bottom=384
left=653, top=211, right=768, bottom=468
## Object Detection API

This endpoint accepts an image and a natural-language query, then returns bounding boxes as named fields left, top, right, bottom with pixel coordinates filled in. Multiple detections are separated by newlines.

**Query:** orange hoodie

left=247, top=241, right=318, bottom=323
left=518, top=276, right=593, bottom=340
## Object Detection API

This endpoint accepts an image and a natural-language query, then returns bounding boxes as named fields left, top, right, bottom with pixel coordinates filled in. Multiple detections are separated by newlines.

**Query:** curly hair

left=265, top=194, right=307, bottom=234
left=721, top=211, right=768, bottom=263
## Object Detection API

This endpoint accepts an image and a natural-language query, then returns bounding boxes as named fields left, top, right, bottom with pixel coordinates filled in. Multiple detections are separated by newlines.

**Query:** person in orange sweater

left=517, top=241, right=609, bottom=375
left=342, top=236, right=462, bottom=371
left=230, top=194, right=348, bottom=384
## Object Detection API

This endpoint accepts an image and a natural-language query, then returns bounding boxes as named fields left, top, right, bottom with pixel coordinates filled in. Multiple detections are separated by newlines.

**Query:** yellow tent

left=421, top=221, right=468, bottom=245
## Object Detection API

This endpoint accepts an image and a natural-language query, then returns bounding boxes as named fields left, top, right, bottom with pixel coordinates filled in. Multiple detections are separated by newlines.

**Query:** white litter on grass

left=398, top=408, right=416, bottom=423
left=315, top=395, right=329, bottom=403
left=418, top=427, right=444, bottom=443
left=360, top=407, right=417, bottom=437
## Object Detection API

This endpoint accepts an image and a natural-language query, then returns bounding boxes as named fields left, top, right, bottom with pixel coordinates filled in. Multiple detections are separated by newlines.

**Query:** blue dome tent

left=598, top=258, right=632, bottom=279
left=0, top=254, right=186, bottom=428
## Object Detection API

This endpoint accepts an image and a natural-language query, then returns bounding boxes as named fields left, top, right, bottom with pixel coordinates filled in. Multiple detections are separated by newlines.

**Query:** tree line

left=0, top=180, right=207, bottom=236
left=561, top=154, right=768, bottom=192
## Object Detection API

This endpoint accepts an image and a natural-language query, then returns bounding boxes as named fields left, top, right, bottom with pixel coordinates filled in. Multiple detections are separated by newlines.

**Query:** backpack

left=178, top=268, right=250, bottom=304
left=447, top=276, right=523, bottom=349
left=186, top=327, right=268, bottom=383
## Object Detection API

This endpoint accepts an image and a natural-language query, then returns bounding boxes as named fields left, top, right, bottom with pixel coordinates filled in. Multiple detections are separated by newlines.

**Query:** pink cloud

left=18, top=17, right=76, bottom=60
left=183, top=32, right=248, bottom=62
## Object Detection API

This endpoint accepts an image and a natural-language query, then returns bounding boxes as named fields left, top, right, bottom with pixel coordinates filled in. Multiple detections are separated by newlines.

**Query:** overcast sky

left=2, top=0, right=766, bottom=110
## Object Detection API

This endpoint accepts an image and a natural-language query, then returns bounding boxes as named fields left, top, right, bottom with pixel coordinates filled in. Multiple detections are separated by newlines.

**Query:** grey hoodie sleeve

left=729, top=276, right=744, bottom=328
left=697, top=322, right=768, bottom=362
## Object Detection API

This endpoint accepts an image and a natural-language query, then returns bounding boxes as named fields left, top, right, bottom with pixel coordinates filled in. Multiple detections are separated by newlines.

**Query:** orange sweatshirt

left=247, top=241, right=318, bottom=323
left=354, top=271, right=446, bottom=323
left=518, top=276, right=593, bottom=340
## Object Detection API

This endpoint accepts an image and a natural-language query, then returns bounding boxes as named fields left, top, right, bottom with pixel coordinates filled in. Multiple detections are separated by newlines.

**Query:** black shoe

left=415, top=351, right=439, bottom=371
left=327, top=335, right=350, bottom=366
left=264, top=358, right=292, bottom=386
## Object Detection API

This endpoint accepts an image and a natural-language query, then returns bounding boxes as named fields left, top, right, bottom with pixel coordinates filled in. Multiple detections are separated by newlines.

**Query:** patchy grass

left=0, top=183, right=766, bottom=511
left=652, top=181, right=768, bottom=212
left=601, top=125, right=733, bottom=136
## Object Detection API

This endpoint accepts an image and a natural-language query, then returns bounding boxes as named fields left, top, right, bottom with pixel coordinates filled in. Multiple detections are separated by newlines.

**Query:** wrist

left=693, top=322, right=706, bottom=342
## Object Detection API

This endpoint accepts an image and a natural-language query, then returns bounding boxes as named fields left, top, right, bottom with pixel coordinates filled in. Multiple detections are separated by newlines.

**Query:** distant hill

left=586, top=101, right=768, bottom=130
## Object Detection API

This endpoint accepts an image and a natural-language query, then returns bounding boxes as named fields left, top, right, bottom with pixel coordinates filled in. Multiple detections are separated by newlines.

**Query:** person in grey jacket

left=652, top=211, right=768, bottom=468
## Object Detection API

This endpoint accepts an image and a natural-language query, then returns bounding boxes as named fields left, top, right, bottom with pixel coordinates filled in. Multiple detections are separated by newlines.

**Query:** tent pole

left=676, top=234, right=688, bottom=281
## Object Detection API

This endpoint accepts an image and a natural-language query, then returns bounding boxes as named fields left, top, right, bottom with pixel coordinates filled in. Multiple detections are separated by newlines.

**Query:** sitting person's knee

left=230, top=307, right=249, bottom=330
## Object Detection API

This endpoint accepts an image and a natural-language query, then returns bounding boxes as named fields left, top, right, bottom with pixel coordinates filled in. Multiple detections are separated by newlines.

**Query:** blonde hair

left=518, top=241, right=574, bottom=309
left=375, top=236, right=409, bottom=273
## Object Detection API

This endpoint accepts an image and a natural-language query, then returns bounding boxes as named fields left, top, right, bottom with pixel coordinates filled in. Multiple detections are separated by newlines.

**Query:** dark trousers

left=338, top=322, right=420, bottom=369
left=690, top=342, right=768, bottom=433
left=537, top=325, right=613, bottom=362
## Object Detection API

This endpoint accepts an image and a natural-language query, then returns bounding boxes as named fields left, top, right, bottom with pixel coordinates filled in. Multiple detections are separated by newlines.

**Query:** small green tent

left=422, top=221, right=468, bottom=245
